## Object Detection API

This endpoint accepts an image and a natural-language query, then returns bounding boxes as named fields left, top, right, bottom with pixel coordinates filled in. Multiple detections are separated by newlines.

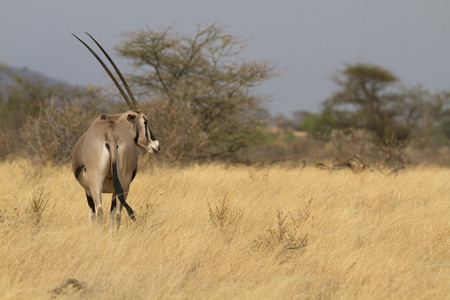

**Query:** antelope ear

left=127, top=114, right=137, bottom=122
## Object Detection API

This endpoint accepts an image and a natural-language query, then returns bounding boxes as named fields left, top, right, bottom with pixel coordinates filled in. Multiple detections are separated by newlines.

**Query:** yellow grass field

left=0, top=160, right=448, bottom=299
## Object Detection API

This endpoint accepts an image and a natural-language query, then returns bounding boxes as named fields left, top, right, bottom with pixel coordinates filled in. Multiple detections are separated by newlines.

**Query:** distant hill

left=0, top=62, right=63, bottom=87
left=0, top=62, right=105, bottom=106
left=0, top=63, right=116, bottom=126
left=0, top=62, right=69, bottom=100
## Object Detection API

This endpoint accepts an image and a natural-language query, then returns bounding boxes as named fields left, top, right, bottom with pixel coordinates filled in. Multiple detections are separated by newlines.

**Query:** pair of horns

left=72, top=32, right=141, bottom=112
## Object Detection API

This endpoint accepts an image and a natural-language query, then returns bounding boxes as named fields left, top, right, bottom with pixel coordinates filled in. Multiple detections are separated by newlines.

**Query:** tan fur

left=72, top=111, right=159, bottom=226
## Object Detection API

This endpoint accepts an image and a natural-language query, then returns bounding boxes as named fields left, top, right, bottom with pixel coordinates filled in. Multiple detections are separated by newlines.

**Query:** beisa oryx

left=71, top=32, right=160, bottom=227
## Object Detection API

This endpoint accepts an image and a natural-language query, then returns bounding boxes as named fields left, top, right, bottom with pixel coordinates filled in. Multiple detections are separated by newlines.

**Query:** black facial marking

left=134, top=124, right=139, bottom=144
left=149, top=129, right=157, bottom=141
left=144, top=119, right=157, bottom=141
left=144, top=120, right=150, bottom=142
left=100, top=114, right=107, bottom=120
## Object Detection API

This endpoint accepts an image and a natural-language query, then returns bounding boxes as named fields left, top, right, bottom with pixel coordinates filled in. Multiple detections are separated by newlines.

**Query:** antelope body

left=71, top=33, right=159, bottom=226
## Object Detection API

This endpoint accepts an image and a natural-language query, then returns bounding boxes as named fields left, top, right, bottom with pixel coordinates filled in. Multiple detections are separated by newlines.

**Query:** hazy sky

left=1, top=0, right=449, bottom=116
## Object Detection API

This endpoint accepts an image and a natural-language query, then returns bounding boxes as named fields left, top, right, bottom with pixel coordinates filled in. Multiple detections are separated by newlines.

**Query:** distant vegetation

left=115, top=23, right=278, bottom=162
left=1, top=24, right=450, bottom=167
left=1, top=24, right=448, bottom=299
left=298, top=63, right=450, bottom=142
left=0, top=63, right=117, bottom=163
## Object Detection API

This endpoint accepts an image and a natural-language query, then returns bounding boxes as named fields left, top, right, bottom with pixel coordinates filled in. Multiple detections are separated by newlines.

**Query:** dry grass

left=0, top=160, right=448, bottom=299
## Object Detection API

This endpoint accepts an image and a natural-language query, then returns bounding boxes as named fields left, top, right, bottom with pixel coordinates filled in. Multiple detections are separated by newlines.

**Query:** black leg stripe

left=112, top=160, right=136, bottom=221
left=110, top=194, right=116, bottom=211
left=86, top=192, right=95, bottom=213
left=74, top=165, right=85, bottom=179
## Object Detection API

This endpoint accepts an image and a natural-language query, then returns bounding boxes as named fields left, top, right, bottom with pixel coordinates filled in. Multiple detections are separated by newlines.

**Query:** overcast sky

left=1, top=0, right=449, bottom=116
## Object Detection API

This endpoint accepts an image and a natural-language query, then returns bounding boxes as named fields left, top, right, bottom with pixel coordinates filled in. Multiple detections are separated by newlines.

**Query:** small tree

left=116, top=23, right=278, bottom=161
left=324, top=63, right=400, bottom=140
left=300, top=112, right=340, bottom=137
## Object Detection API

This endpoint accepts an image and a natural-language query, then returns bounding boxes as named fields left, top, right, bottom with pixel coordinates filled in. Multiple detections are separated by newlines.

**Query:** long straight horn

left=71, top=33, right=136, bottom=111
left=83, top=32, right=141, bottom=112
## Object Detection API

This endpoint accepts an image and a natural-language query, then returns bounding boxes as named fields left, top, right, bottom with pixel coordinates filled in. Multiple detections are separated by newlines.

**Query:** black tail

left=106, top=143, right=136, bottom=221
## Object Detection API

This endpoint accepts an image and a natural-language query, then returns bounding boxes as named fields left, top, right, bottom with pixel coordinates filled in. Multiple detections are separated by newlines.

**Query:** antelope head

left=72, top=32, right=160, bottom=154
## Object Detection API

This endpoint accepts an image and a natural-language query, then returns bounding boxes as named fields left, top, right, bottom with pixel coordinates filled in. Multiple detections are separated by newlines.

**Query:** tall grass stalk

left=0, top=160, right=448, bottom=299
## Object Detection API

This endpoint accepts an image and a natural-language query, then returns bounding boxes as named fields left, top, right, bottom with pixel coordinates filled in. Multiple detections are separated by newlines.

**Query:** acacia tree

left=116, top=23, right=278, bottom=161
left=311, top=63, right=450, bottom=143
left=324, top=63, right=400, bottom=140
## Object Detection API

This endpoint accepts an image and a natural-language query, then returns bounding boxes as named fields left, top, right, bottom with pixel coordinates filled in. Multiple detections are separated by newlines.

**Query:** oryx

left=71, top=32, right=160, bottom=227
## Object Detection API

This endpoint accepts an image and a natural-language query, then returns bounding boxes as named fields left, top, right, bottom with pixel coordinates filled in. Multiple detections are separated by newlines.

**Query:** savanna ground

left=0, top=159, right=448, bottom=299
